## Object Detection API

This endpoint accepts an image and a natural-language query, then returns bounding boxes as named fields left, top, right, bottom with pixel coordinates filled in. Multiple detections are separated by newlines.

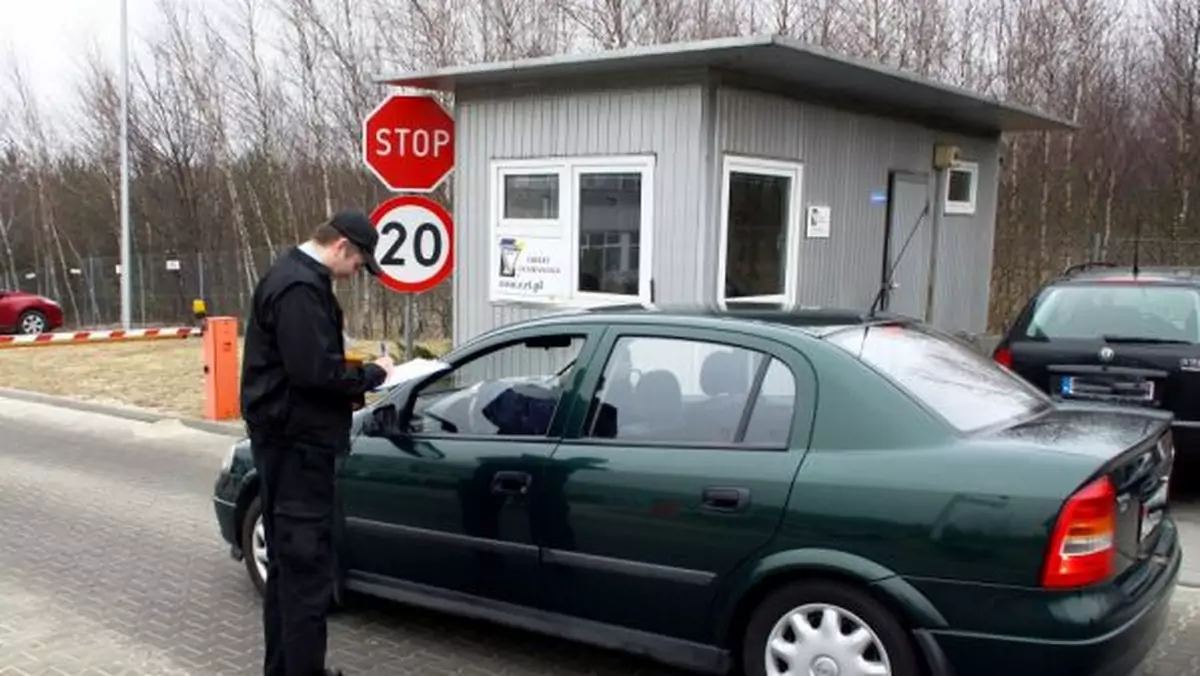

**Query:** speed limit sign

left=368, top=195, right=454, bottom=293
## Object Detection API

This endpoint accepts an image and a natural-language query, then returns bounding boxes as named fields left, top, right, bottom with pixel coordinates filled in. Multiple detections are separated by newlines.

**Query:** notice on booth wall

left=806, top=205, right=831, bottom=239
left=491, top=234, right=571, bottom=302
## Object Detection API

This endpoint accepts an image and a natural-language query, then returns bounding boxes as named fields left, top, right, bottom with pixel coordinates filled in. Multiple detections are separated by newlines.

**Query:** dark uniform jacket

left=240, top=247, right=386, bottom=449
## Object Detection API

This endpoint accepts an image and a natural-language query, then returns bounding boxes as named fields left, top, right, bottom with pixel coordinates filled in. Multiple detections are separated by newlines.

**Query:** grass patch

left=0, top=336, right=451, bottom=420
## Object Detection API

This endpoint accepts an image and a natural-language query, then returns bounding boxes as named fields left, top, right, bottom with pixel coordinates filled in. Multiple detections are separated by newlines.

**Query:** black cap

left=329, top=210, right=382, bottom=276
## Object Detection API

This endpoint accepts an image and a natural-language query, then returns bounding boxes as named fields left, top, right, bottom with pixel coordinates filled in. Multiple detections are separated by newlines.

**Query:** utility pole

left=119, top=0, right=132, bottom=328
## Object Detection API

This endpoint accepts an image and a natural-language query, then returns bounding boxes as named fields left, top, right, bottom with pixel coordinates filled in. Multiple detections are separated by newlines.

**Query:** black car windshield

left=1023, top=283, right=1200, bottom=344
left=826, top=324, right=1050, bottom=433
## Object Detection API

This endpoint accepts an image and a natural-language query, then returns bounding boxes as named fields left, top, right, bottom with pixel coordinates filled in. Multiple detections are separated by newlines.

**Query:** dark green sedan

left=213, top=305, right=1181, bottom=676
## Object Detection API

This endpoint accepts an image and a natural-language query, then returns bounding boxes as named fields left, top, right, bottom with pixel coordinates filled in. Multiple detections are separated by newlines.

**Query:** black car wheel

left=18, top=310, right=47, bottom=335
left=741, top=579, right=919, bottom=676
left=240, top=495, right=268, bottom=596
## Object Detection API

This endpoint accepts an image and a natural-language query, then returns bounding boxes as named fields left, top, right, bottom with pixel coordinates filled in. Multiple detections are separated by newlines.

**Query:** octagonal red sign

left=362, top=94, right=455, bottom=193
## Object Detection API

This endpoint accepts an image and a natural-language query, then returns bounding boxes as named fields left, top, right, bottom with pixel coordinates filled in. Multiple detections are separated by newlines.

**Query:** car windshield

left=1023, top=283, right=1200, bottom=344
left=826, top=324, right=1050, bottom=433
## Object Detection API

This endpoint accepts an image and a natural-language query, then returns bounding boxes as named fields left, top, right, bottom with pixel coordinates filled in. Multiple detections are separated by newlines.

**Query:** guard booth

left=376, top=35, right=1074, bottom=344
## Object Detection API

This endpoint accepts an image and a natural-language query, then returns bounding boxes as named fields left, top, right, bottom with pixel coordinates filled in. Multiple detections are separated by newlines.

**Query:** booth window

left=492, top=156, right=655, bottom=306
left=718, top=155, right=803, bottom=306
left=943, top=161, right=978, bottom=215
left=504, top=174, right=559, bottom=219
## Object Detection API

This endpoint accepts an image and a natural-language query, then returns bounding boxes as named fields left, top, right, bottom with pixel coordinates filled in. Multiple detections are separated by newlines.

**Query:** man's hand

left=373, top=354, right=396, bottom=375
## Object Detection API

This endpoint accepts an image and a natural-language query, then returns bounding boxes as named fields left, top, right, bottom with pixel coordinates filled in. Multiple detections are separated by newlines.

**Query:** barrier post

left=203, top=316, right=240, bottom=420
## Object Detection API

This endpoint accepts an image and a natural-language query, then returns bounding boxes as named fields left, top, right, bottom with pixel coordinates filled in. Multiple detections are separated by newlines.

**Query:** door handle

left=491, top=470, right=532, bottom=496
left=701, top=487, right=750, bottom=513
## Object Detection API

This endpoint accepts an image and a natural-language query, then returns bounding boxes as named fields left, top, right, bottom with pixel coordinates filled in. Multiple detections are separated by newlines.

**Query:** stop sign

left=362, top=94, right=456, bottom=193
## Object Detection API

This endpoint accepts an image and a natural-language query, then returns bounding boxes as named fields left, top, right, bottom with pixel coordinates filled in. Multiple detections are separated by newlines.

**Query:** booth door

left=883, top=171, right=932, bottom=320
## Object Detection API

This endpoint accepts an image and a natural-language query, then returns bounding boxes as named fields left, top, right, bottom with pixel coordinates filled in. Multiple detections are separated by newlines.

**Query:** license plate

left=1140, top=482, right=1169, bottom=543
left=1060, top=376, right=1155, bottom=401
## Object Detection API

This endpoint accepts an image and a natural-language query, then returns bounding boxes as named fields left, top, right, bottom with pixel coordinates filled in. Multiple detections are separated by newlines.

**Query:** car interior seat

left=621, top=369, right=683, bottom=441
left=687, top=349, right=752, bottom=442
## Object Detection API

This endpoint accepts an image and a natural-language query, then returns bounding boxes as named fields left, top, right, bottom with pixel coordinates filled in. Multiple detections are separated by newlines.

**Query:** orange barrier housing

left=203, top=316, right=240, bottom=421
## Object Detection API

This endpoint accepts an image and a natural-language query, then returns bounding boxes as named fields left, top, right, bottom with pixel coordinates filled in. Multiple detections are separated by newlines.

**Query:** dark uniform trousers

left=250, top=428, right=337, bottom=676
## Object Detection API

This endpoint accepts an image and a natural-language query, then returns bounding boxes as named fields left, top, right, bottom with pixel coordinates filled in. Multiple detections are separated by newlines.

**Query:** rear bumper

left=916, top=520, right=1181, bottom=676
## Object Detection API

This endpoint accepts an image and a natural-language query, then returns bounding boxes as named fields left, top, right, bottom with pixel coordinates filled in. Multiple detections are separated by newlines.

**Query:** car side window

left=406, top=334, right=586, bottom=438
left=584, top=335, right=797, bottom=447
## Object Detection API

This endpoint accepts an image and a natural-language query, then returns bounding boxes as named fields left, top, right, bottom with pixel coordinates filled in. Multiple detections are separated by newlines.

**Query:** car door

left=535, top=323, right=815, bottom=643
left=337, top=323, right=605, bottom=609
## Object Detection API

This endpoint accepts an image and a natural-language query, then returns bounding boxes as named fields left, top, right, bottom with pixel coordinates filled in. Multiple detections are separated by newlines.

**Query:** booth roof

left=374, top=34, right=1075, bottom=135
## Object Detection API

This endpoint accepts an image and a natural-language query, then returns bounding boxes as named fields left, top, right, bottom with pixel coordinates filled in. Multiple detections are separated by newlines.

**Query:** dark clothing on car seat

left=240, top=245, right=386, bottom=676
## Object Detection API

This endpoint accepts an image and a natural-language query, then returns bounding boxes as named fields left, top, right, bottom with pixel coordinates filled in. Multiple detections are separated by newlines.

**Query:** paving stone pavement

left=1, top=396, right=1199, bottom=676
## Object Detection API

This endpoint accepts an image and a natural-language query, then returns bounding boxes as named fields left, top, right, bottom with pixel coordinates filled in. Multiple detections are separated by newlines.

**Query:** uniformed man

left=240, top=210, right=396, bottom=676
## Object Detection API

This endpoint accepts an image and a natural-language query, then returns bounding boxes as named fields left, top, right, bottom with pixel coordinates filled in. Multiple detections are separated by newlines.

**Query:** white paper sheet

left=373, top=357, right=452, bottom=392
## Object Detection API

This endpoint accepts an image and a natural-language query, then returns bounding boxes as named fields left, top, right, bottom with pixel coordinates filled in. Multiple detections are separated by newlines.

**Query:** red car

left=0, top=290, right=64, bottom=334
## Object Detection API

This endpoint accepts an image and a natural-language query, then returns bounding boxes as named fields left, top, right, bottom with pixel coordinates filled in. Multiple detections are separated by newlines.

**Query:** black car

left=993, top=262, right=1200, bottom=449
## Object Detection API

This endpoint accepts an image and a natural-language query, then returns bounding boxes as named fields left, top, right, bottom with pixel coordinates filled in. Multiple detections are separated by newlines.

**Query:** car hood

left=2, top=291, right=54, bottom=303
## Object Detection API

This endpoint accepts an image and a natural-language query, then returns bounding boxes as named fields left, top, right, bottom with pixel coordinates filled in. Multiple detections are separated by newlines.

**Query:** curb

left=0, top=387, right=246, bottom=438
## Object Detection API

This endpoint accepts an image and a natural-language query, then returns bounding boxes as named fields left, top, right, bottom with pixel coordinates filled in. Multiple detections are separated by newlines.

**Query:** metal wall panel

left=928, top=136, right=1001, bottom=336
left=453, top=84, right=707, bottom=346
left=448, top=80, right=1001, bottom=356
left=713, top=86, right=1001, bottom=335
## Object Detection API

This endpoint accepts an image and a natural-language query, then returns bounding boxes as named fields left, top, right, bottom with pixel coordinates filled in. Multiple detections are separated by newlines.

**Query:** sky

left=0, top=0, right=179, bottom=110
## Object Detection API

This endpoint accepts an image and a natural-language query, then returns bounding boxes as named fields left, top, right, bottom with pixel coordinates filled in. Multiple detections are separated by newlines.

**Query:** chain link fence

left=6, top=247, right=453, bottom=342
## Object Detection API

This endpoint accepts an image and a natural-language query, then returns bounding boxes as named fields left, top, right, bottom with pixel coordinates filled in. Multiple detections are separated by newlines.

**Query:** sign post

left=362, top=94, right=456, bottom=194
left=363, top=93, right=456, bottom=357
left=368, top=195, right=455, bottom=357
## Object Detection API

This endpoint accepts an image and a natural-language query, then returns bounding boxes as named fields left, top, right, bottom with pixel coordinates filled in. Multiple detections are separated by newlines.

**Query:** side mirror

left=364, top=404, right=398, bottom=436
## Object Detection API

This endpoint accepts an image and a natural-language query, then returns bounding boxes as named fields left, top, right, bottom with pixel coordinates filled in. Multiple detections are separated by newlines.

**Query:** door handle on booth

left=491, top=471, right=532, bottom=496
left=701, top=487, right=750, bottom=513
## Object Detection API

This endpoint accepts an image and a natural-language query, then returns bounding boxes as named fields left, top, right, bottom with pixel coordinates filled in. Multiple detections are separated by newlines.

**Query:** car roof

left=1050, top=262, right=1200, bottom=287
left=511, top=302, right=918, bottom=339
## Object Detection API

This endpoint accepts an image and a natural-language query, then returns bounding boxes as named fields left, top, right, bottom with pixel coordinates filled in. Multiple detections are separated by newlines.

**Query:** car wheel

left=18, top=310, right=47, bottom=335
left=741, top=579, right=920, bottom=676
left=240, top=495, right=268, bottom=596
left=238, top=492, right=347, bottom=611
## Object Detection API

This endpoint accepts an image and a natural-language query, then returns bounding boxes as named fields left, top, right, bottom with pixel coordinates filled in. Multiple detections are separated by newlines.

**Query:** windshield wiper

left=1101, top=335, right=1192, bottom=345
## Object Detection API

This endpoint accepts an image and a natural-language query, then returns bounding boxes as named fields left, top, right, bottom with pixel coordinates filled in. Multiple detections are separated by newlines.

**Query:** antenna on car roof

left=1132, top=220, right=1142, bottom=278
left=869, top=201, right=931, bottom=317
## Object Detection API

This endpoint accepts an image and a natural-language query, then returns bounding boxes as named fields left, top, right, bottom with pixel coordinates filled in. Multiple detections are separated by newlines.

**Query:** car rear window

left=826, top=324, right=1050, bottom=433
left=1022, top=283, right=1200, bottom=343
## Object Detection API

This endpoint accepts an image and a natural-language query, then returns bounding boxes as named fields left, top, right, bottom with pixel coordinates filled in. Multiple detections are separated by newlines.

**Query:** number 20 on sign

left=368, top=195, right=454, bottom=294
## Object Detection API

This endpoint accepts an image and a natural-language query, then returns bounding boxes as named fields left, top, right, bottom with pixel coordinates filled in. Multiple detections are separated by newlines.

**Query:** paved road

left=0, top=396, right=1198, bottom=675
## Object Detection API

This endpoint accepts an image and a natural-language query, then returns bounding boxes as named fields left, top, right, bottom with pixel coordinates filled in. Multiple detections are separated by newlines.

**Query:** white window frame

left=490, top=155, right=655, bottom=307
left=716, top=154, right=804, bottom=308
left=494, top=159, right=568, bottom=229
left=943, top=160, right=978, bottom=216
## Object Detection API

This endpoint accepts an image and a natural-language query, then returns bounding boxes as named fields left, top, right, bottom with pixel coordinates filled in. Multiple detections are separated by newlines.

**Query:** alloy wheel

left=764, top=602, right=892, bottom=676
left=20, top=314, right=45, bottom=334
left=251, top=514, right=268, bottom=582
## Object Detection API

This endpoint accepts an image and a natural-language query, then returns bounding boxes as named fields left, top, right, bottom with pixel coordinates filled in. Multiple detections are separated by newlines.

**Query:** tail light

left=993, top=345, right=1013, bottom=368
left=1041, top=476, right=1116, bottom=588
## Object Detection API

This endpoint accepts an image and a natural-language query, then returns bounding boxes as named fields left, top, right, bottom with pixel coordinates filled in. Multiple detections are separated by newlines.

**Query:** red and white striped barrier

left=0, top=326, right=202, bottom=349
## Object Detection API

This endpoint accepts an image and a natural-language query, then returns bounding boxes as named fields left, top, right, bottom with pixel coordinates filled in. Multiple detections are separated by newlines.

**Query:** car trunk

left=1008, top=339, right=1200, bottom=423
left=988, top=407, right=1174, bottom=577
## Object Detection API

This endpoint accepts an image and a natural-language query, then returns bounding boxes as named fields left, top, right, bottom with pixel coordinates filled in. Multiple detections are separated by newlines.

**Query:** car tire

left=17, top=310, right=47, bottom=335
left=741, top=578, right=920, bottom=676
left=238, top=492, right=348, bottom=611
left=240, top=495, right=268, bottom=597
